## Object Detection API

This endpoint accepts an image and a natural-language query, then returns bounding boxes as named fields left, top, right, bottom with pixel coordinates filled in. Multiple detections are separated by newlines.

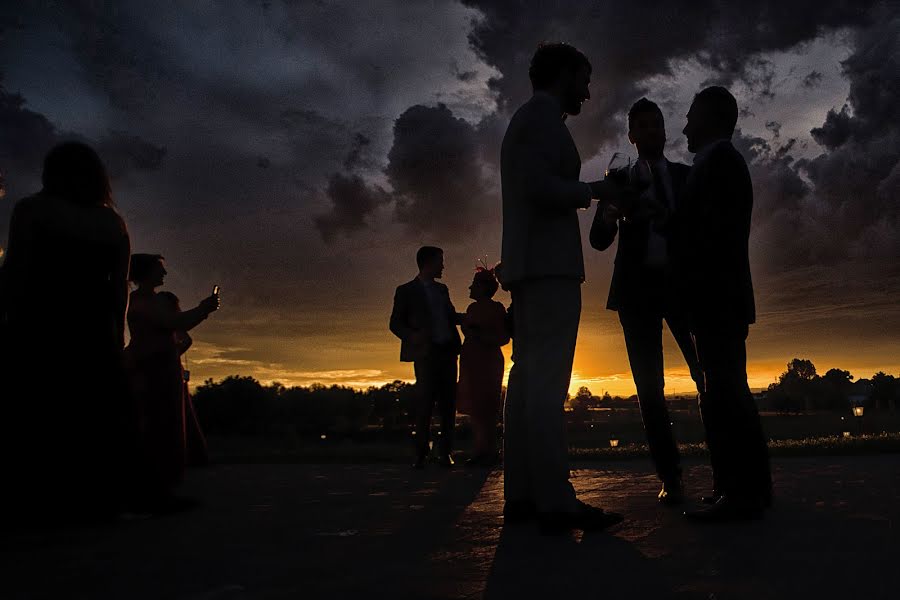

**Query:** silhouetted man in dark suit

left=390, top=246, right=462, bottom=469
left=674, top=87, right=772, bottom=521
left=590, top=98, right=703, bottom=506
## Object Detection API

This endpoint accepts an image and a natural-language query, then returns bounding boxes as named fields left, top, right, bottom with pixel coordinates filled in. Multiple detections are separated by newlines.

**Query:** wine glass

left=604, top=152, right=632, bottom=184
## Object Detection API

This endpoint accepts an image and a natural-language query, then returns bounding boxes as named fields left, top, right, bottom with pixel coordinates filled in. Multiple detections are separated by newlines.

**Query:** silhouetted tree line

left=192, top=376, right=418, bottom=436
left=764, top=358, right=898, bottom=413
left=192, top=360, right=899, bottom=435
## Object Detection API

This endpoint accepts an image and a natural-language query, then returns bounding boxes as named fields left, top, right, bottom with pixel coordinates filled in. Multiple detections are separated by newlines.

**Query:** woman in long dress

left=157, top=291, right=209, bottom=467
left=125, top=254, right=218, bottom=506
left=0, top=142, right=133, bottom=520
left=456, top=267, right=510, bottom=466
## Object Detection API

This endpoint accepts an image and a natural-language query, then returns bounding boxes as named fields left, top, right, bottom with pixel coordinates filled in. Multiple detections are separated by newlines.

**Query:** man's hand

left=589, top=180, right=638, bottom=217
left=600, top=203, right=621, bottom=226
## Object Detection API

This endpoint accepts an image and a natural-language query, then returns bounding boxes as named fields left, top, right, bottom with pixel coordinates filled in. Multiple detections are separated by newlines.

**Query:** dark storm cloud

left=315, top=173, right=390, bottom=242
left=0, top=79, right=165, bottom=200
left=0, top=82, right=57, bottom=185
left=802, top=70, right=824, bottom=88
left=735, top=4, right=899, bottom=320
left=97, top=131, right=167, bottom=178
left=343, top=133, right=373, bottom=171
left=317, top=102, right=495, bottom=242
left=387, top=103, right=493, bottom=237
left=462, top=0, right=877, bottom=156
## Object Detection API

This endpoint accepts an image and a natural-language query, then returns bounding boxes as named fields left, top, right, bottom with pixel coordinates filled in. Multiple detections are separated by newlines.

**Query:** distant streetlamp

left=320, top=434, right=327, bottom=440
left=852, top=405, right=864, bottom=436
left=609, top=437, right=619, bottom=448
left=842, top=431, right=851, bottom=438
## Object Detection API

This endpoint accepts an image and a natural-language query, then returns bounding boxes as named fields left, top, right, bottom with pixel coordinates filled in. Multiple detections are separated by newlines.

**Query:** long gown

left=456, top=300, right=510, bottom=423
left=0, top=193, right=133, bottom=518
left=125, top=292, right=189, bottom=493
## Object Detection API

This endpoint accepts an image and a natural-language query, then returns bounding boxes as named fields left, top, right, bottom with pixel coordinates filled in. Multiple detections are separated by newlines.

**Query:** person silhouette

left=389, top=246, right=462, bottom=469
left=125, top=253, right=219, bottom=510
left=500, top=42, right=631, bottom=534
left=589, top=98, right=704, bottom=506
left=673, top=86, right=772, bottom=521
left=157, top=290, right=210, bottom=467
left=456, top=266, right=510, bottom=467
left=0, top=141, right=134, bottom=521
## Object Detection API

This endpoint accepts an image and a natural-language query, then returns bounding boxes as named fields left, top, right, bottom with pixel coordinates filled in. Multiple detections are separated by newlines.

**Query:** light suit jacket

left=500, top=92, right=592, bottom=287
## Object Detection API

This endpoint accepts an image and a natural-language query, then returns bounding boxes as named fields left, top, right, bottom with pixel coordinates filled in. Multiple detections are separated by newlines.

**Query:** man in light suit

left=590, top=98, right=703, bottom=506
left=390, top=246, right=462, bottom=469
left=673, top=87, right=772, bottom=521
left=500, top=43, right=630, bottom=534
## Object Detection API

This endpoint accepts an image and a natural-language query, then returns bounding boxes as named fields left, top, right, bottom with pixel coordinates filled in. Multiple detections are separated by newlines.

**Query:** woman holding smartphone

left=125, top=254, right=218, bottom=510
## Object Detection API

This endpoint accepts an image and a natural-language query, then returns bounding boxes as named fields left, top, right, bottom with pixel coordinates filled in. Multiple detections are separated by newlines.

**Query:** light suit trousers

left=503, top=278, right=581, bottom=513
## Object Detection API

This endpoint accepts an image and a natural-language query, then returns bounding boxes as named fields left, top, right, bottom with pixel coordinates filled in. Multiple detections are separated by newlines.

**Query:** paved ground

left=2, top=456, right=898, bottom=599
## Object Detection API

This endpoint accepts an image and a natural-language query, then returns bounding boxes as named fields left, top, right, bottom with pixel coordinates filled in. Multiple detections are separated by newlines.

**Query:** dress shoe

left=503, top=499, right=538, bottom=524
left=538, top=500, right=624, bottom=535
left=658, top=478, right=685, bottom=506
left=437, top=454, right=455, bottom=468
left=684, top=495, right=764, bottom=523
left=700, top=493, right=722, bottom=505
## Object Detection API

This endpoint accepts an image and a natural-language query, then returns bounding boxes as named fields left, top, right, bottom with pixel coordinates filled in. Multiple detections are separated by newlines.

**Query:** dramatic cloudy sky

left=1, top=1, right=897, bottom=394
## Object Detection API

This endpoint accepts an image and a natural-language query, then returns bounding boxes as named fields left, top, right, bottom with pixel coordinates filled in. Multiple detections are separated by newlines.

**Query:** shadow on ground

left=1, top=457, right=898, bottom=599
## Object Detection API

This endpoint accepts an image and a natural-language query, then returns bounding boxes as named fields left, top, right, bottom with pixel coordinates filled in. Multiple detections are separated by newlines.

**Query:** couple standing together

left=393, top=41, right=771, bottom=534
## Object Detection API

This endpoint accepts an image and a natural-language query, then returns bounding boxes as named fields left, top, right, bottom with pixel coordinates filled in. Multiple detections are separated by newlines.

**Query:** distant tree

left=815, top=368, right=854, bottom=410
left=780, top=358, right=817, bottom=383
left=870, top=372, right=898, bottom=411
left=770, top=358, right=819, bottom=412
left=822, top=369, right=853, bottom=386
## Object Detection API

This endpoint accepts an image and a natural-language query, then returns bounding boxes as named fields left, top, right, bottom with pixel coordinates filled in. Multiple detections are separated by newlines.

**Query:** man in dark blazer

left=590, top=98, right=703, bottom=506
left=674, top=87, right=772, bottom=521
left=390, top=246, right=462, bottom=469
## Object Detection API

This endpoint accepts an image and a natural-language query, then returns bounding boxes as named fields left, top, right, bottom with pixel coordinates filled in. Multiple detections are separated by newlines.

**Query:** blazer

left=389, top=277, right=462, bottom=362
left=670, top=140, right=756, bottom=327
left=589, top=160, right=690, bottom=312
left=500, top=92, right=593, bottom=286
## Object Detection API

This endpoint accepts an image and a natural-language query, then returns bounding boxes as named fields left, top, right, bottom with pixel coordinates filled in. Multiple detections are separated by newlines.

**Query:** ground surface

left=3, top=455, right=898, bottom=599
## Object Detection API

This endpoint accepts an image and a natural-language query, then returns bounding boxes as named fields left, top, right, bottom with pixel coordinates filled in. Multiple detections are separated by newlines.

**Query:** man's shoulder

left=510, top=94, right=560, bottom=127
left=709, top=141, right=747, bottom=169
left=396, top=278, right=420, bottom=293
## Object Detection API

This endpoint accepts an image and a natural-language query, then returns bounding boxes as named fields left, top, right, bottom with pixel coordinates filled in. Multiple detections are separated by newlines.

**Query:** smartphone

left=213, top=285, right=219, bottom=295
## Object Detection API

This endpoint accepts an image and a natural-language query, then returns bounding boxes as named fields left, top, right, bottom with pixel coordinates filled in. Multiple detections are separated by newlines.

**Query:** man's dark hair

left=628, top=97, right=663, bottom=130
left=694, top=86, right=739, bottom=135
left=416, top=246, right=443, bottom=269
left=529, top=43, right=591, bottom=91
left=129, top=253, right=164, bottom=283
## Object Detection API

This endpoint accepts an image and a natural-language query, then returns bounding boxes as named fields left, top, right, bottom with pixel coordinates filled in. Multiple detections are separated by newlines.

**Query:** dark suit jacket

left=589, top=160, right=690, bottom=312
left=670, top=141, right=756, bottom=327
left=389, top=277, right=462, bottom=362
